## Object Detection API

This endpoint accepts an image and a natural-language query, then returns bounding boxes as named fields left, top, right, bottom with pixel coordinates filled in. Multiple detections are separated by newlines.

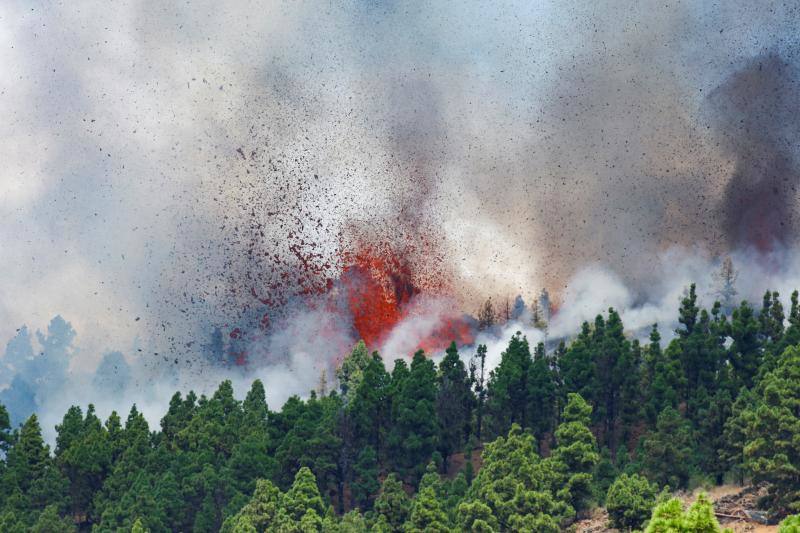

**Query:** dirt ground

left=697, top=485, right=777, bottom=533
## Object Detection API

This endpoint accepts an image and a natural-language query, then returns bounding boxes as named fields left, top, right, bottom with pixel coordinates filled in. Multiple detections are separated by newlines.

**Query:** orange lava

left=416, top=317, right=474, bottom=354
left=340, top=243, right=473, bottom=352
left=340, top=245, right=415, bottom=348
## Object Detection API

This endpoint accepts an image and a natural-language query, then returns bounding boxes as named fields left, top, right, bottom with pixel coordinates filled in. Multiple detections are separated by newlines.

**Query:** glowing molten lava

left=339, top=244, right=474, bottom=352
left=232, top=240, right=475, bottom=368
left=340, top=246, right=415, bottom=348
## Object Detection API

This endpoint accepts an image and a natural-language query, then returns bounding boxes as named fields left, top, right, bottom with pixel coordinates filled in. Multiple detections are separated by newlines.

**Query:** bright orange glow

left=340, top=243, right=473, bottom=352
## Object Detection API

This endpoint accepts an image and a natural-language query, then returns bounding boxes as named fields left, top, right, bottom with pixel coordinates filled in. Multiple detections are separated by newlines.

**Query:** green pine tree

left=436, top=342, right=474, bottom=469
left=404, top=485, right=449, bottom=532
left=387, top=351, right=439, bottom=480
left=605, top=473, right=658, bottom=531
left=373, top=474, right=411, bottom=533
left=552, top=393, right=600, bottom=514
left=337, top=341, right=371, bottom=402
left=730, top=345, right=800, bottom=515
left=640, top=407, right=696, bottom=489
left=527, top=342, right=557, bottom=443
left=485, top=333, right=533, bottom=438
left=221, top=478, right=282, bottom=533
left=351, top=446, right=379, bottom=511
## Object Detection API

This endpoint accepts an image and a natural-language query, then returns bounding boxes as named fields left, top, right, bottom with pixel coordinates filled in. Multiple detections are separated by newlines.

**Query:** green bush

left=644, top=494, right=732, bottom=533
left=780, top=514, right=800, bottom=533
left=605, top=473, right=658, bottom=531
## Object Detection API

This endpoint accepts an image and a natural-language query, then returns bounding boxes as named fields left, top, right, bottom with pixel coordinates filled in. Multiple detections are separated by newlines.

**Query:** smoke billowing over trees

left=1, top=282, right=800, bottom=530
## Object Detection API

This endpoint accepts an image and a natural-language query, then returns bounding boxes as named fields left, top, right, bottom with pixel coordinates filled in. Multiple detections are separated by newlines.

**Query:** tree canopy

left=2, top=282, right=800, bottom=528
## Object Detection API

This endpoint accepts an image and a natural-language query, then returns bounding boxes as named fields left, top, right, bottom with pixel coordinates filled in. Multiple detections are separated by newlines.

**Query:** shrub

left=606, top=473, right=658, bottom=531
left=780, top=515, right=800, bottom=533
left=644, top=494, right=732, bottom=533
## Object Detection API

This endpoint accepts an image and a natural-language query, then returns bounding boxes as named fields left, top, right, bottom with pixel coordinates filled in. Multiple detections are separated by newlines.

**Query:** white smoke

left=1, top=0, right=797, bottom=363
left=1, top=0, right=799, bottom=440
left=378, top=295, right=467, bottom=362
left=8, top=242, right=800, bottom=443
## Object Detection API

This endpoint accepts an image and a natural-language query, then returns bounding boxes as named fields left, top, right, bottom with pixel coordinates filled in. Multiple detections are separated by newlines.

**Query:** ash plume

left=1, top=1, right=800, bottom=429
left=709, top=52, right=800, bottom=251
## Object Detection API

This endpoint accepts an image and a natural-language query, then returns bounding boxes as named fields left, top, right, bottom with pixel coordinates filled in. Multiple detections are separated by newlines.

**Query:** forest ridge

left=2, top=283, right=800, bottom=531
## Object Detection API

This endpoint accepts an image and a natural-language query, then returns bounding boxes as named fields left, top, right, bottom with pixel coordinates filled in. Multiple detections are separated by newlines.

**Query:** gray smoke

left=1, top=1, right=800, bottom=431
left=709, top=53, right=800, bottom=250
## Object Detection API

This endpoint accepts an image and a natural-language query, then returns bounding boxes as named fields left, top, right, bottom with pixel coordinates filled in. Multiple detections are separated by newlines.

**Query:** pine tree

left=592, top=447, right=619, bottom=505
left=527, top=342, right=557, bottom=443
left=348, top=352, right=389, bottom=454
left=387, top=351, right=438, bottom=480
left=470, top=344, right=488, bottom=441
left=644, top=330, right=685, bottom=427
left=728, top=301, right=762, bottom=388
left=350, top=446, right=379, bottom=511
left=456, top=500, right=499, bottom=532
left=243, top=380, right=269, bottom=427
left=606, top=473, right=658, bottom=531
left=676, top=304, right=720, bottom=418
left=760, top=290, right=785, bottom=344
left=336, top=510, right=367, bottom=532
left=618, top=338, right=643, bottom=446
left=92, top=405, right=158, bottom=531
left=0, top=403, right=12, bottom=454
left=159, top=391, right=197, bottom=445
left=337, top=341, right=371, bottom=402
left=373, top=474, right=410, bottom=532
left=593, top=309, right=632, bottom=451
left=713, top=256, right=738, bottom=314
left=31, top=504, right=76, bottom=533
left=404, top=485, right=449, bottom=532
left=766, top=291, right=800, bottom=375
left=702, top=388, right=734, bottom=483
left=277, top=393, right=341, bottom=500
left=552, top=393, right=600, bottom=514
left=779, top=515, right=800, bottom=532
left=56, top=404, right=112, bottom=524
left=442, top=472, right=468, bottom=523
left=131, top=517, right=149, bottom=533
left=720, top=387, right=756, bottom=485
left=477, top=299, right=496, bottom=331
left=338, top=352, right=389, bottom=512
left=467, top=424, right=571, bottom=531
left=560, top=322, right=597, bottom=414
left=55, top=405, right=85, bottom=457
left=640, top=407, right=696, bottom=489
left=3, top=414, right=68, bottom=523
left=436, top=342, right=474, bottom=467
left=485, top=333, right=532, bottom=437
left=677, top=284, right=700, bottom=338
left=280, top=467, right=326, bottom=524
left=732, top=345, right=800, bottom=515
left=220, top=479, right=281, bottom=533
